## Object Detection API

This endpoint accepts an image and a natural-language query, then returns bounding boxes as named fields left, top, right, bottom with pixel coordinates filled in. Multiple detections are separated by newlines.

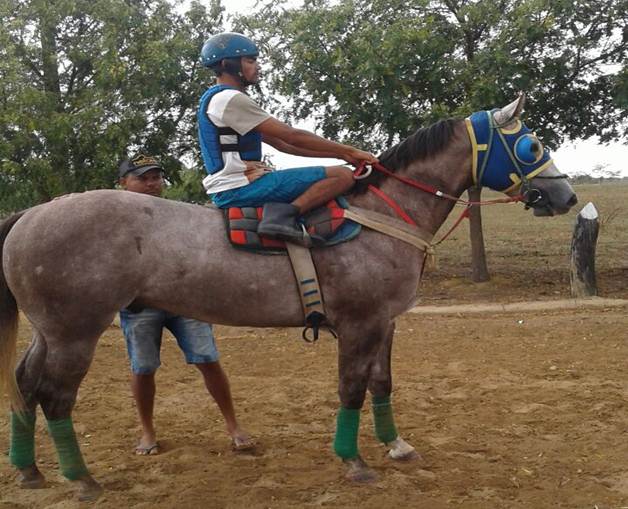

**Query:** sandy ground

left=2, top=299, right=628, bottom=509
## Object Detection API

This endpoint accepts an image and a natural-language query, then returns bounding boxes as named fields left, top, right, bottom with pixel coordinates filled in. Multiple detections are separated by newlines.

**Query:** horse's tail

left=0, top=211, right=26, bottom=411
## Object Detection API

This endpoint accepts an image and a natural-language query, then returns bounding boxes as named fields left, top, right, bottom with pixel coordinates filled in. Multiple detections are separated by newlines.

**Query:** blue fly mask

left=465, top=105, right=566, bottom=208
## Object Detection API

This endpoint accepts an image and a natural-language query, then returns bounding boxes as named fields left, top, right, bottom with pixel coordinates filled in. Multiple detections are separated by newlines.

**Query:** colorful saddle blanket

left=225, top=197, right=361, bottom=252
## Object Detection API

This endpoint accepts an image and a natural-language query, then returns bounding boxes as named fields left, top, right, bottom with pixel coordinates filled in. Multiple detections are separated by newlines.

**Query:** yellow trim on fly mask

left=499, top=119, right=523, bottom=134
left=503, top=159, right=555, bottom=194
left=465, top=118, right=487, bottom=186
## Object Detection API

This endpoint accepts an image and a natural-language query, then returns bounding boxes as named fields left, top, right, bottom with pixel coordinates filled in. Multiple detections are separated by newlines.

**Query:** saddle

left=223, top=198, right=359, bottom=341
left=224, top=197, right=361, bottom=253
left=222, top=198, right=434, bottom=340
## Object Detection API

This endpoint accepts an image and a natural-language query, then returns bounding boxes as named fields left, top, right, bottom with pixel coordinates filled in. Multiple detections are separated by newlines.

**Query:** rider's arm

left=256, top=117, right=377, bottom=166
left=262, top=133, right=338, bottom=158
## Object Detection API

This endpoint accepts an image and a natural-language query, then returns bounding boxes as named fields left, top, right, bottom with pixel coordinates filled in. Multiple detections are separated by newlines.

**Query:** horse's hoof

left=18, top=465, right=46, bottom=489
left=387, top=437, right=420, bottom=462
left=344, top=456, right=378, bottom=483
left=75, top=475, right=104, bottom=502
left=389, top=448, right=420, bottom=462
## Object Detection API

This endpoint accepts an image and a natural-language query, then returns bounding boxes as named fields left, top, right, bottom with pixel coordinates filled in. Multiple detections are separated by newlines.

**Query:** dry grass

left=420, top=182, right=628, bottom=303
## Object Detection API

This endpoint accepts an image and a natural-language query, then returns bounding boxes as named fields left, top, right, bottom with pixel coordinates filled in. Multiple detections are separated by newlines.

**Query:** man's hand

left=343, top=148, right=378, bottom=167
left=244, top=161, right=274, bottom=183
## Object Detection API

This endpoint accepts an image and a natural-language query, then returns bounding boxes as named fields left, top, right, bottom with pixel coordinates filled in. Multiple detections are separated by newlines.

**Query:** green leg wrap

left=333, top=407, right=360, bottom=459
left=372, top=395, right=398, bottom=444
left=47, top=417, right=88, bottom=481
left=9, top=412, right=36, bottom=469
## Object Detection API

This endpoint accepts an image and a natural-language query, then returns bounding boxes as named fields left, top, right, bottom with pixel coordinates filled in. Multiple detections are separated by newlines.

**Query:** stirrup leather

left=284, top=242, right=336, bottom=341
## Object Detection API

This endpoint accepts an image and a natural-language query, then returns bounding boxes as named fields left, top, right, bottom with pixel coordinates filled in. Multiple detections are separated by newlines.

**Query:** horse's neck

left=349, top=124, right=473, bottom=235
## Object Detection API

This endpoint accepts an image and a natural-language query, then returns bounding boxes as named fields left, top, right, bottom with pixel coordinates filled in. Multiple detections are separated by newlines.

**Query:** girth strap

left=284, top=243, right=333, bottom=341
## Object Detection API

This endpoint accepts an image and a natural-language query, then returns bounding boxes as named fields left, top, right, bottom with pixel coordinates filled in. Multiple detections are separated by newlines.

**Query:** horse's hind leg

left=368, top=321, right=419, bottom=462
left=11, top=331, right=47, bottom=488
left=35, top=334, right=103, bottom=501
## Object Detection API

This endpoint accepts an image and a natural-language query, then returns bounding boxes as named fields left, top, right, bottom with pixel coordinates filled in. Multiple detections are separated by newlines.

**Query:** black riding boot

left=257, top=202, right=323, bottom=247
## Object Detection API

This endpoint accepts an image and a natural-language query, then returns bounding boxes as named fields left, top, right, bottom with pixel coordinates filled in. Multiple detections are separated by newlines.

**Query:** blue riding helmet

left=201, top=32, right=259, bottom=68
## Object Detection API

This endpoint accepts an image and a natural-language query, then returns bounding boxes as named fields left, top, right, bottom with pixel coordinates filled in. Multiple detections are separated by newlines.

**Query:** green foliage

left=163, top=167, right=209, bottom=204
left=614, top=65, right=628, bottom=110
left=2, top=0, right=625, bottom=214
left=0, top=0, right=222, bottom=213
left=238, top=0, right=627, bottom=152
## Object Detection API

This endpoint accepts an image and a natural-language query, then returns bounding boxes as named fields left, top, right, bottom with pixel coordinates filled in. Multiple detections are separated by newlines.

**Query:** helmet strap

left=221, top=58, right=254, bottom=87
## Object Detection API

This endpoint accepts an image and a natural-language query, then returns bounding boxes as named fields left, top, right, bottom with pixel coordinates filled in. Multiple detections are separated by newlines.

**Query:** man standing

left=198, top=32, right=378, bottom=246
left=118, top=154, right=254, bottom=454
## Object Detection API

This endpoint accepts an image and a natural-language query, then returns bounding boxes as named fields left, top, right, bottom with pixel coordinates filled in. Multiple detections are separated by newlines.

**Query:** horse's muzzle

left=524, top=185, right=578, bottom=216
left=530, top=191, right=578, bottom=216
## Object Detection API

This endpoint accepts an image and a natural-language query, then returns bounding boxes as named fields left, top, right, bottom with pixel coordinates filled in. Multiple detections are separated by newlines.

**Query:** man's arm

left=257, top=117, right=377, bottom=166
left=262, top=133, right=339, bottom=158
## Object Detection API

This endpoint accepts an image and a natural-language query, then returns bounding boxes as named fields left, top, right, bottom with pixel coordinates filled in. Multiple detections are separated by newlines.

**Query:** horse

left=0, top=95, right=577, bottom=500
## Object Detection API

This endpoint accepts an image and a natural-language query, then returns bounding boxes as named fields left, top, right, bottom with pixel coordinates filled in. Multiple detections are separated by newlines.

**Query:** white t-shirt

left=202, top=89, right=271, bottom=194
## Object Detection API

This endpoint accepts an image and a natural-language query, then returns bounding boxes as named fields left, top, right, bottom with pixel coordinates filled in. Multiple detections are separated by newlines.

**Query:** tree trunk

left=570, top=202, right=599, bottom=298
left=40, top=13, right=61, bottom=100
left=39, top=9, right=69, bottom=199
left=467, top=187, right=490, bottom=282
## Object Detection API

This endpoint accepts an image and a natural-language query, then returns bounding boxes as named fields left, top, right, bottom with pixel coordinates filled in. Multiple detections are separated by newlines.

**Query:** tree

left=238, top=0, right=627, bottom=279
left=0, top=0, right=223, bottom=213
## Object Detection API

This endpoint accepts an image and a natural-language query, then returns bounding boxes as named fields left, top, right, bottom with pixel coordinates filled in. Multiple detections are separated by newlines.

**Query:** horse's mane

left=353, top=118, right=461, bottom=194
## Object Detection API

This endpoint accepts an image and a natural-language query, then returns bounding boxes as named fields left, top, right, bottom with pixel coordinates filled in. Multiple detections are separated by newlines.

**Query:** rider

left=198, top=32, right=378, bottom=246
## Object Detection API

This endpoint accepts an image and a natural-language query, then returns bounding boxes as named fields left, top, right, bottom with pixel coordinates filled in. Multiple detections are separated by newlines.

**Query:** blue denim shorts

left=212, top=166, right=327, bottom=208
left=120, top=308, right=219, bottom=375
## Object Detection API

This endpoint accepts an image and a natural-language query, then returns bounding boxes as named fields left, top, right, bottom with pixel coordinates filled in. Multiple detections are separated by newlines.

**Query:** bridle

left=352, top=112, right=568, bottom=242
left=353, top=161, right=521, bottom=247
left=519, top=174, right=569, bottom=210
left=467, top=110, right=568, bottom=210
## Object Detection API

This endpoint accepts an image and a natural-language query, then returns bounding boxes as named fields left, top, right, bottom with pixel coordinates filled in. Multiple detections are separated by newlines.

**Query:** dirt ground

left=2, top=183, right=628, bottom=508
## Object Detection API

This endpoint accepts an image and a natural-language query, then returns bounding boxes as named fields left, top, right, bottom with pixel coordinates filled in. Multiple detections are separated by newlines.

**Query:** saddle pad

left=225, top=197, right=361, bottom=253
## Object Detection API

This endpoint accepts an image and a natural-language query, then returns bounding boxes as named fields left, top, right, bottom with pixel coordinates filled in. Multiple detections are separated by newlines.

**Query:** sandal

left=135, top=443, right=160, bottom=456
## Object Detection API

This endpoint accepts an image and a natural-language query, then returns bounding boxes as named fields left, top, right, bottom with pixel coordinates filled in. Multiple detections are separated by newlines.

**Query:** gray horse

left=0, top=96, right=576, bottom=500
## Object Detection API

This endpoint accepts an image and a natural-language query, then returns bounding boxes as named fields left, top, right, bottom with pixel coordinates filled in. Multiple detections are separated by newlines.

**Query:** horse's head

left=466, top=94, right=577, bottom=216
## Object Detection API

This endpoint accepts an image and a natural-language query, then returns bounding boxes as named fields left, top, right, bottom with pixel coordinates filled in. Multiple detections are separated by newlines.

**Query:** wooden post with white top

left=570, top=202, right=599, bottom=298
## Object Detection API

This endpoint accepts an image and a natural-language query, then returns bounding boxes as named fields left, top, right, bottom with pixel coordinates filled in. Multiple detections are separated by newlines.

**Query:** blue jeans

left=120, top=308, right=219, bottom=375
left=212, top=166, right=327, bottom=208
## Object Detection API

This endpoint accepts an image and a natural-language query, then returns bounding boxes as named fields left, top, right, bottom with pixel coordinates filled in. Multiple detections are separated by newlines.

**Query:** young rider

left=198, top=32, right=378, bottom=246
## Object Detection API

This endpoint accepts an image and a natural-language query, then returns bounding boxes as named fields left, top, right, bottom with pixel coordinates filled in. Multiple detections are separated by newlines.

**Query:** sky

left=217, top=0, right=627, bottom=177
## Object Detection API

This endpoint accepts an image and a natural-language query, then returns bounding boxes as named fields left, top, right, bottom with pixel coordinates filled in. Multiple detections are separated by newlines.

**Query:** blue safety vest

left=198, top=84, right=263, bottom=175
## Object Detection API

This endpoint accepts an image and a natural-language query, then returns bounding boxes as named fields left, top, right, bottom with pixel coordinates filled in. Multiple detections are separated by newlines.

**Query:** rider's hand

left=244, top=161, right=274, bottom=183
left=343, top=148, right=378, bottom=167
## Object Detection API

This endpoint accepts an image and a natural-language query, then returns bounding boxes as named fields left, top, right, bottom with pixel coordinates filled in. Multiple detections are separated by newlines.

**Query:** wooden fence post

left=570, top=202, right=599, bottom=298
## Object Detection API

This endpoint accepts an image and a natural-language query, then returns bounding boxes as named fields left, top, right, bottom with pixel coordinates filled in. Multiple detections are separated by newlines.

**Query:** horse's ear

left=494, top=93, right=526, bottom=126
left=514, top=93, right=526, bottom=117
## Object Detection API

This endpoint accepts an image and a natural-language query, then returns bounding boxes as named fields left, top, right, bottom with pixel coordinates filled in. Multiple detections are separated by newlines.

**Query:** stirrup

left=302, top=311, right=338, bottom=342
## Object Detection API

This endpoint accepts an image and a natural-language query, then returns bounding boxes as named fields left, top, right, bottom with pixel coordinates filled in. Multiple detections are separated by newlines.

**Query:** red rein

left=353, top=161, right=523, bottom=243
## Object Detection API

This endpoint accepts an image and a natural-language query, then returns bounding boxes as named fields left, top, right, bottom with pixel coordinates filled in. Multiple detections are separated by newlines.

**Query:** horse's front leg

left=36, top=335, right=103, bottom=501
left=368, top=321, right=419, bottom=462
left=334, top=319, right=387, bottom=483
